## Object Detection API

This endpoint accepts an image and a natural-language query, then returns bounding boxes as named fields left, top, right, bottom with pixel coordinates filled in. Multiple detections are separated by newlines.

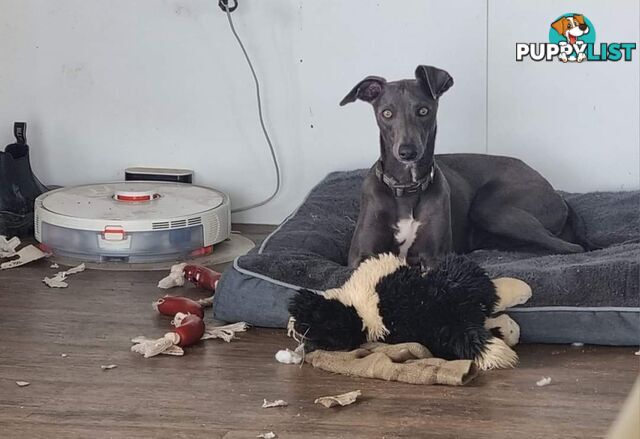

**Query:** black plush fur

left=377, top=255, right=497, bottom=360
left=288, top=289, right=366, bottom=351
left=289, top=255, right=499, bottom=361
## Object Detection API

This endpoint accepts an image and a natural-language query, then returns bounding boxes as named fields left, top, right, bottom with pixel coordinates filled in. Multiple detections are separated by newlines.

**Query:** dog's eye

left=381, top=109, right=393, bottom=119
left=417, top=107, right=429, bottom=116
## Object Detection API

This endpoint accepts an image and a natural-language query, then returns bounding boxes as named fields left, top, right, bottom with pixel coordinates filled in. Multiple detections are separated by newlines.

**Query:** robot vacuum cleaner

left=34, top=182, right=231, bottom=263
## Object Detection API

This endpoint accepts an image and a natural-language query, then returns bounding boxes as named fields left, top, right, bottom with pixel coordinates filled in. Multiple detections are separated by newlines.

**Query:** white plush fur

left=474, top=337, right=519, bottom=370
left=325, top=253, right=406, bottom=341
left=492, top=277, right=532, bottom=312
left=486, top=314, right=521, bottom=347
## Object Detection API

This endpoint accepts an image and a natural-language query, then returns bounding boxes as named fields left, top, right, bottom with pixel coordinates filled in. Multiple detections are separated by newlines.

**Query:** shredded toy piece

left=1, top=245, right=48, bottom=269
left=43, top=263, right=86, bottom=288
left=201, top=322, right=249, bottom=342
left=571, top=342, right=584, bottom=347
left=196, top=296, right=215, bottom=308
left=262, top=399, right=288, bottom=408
left=634, top=350, right=640, bottom=356
left=101, top=364, right=118, bottom=371
left=275, top=348, right=303, bottom=365
left=536, top=377, right=552, bottom=387
left=287, top=316, right=304, bottom=342
left=257, top=432, right=277, bottom=439
left=314, top=390, right=362, bottom=408
left=43, top=276, right=67, bottom=288
left=50, top=263, right=59, bottom=269
left=131, top=336, right=185, bottom=356
left=0, top=235, right=20, bottom=257
left=157, top=263, right=187, bottom=289
left=61, top=353, right=68, bottom=358
left=15, top=381, right=30, bottom=387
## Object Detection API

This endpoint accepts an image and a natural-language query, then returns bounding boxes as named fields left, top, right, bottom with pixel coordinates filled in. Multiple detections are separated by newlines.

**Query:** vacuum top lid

left=40, top=182, right=225, bottom=221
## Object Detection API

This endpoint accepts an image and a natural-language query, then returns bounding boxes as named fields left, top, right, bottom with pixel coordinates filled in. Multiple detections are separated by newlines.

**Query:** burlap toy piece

left=305, top=342, right=478, bottom=386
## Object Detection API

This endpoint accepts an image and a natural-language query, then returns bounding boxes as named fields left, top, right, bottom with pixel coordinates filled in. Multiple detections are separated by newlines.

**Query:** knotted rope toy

left=131, top=312, right=206, bottom=358
left=157, top=263, right=222, bottom=291
left=132, top=293, right=250, bottom=358
left=153, top=295, right=213, bottom=319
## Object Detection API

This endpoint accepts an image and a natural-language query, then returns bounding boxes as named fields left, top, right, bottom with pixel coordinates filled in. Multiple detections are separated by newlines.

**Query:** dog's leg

left=473, top=205, right=584, bottom=254
left=486, top=314, right=520, bottom=347
left=492, top=277, right=532, bottom=312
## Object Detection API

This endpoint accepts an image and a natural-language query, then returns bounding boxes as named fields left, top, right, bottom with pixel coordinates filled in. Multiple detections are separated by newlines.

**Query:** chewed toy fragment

left=43, top=263, right=85, bottom=288
left=15, top=381, right=30, bottom=387
left=157, top=263, right=187, bottom=289
left=1, top=245, right=48, bottom=269
left=275, top=348, right=303, bottom=365
left=314, top=390, right=362, bottom=408
left=101, top=364, right=117, bottom=371
left=201, top=322, right=249, bottom=342
left=262, top=399, right=288, bottom=408
left=257, top=432, right=277, bottom=439
left=536, top=377, right=552, bottom=387
left=0, top=235, right=20, bottom=257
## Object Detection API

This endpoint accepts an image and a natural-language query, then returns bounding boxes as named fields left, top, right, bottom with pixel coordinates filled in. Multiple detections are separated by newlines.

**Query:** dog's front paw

left=577, top=52, right=587, bottom=63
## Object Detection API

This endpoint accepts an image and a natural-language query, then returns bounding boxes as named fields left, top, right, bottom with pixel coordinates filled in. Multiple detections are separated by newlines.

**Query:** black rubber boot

left=0, top=122, right=48, bottom=237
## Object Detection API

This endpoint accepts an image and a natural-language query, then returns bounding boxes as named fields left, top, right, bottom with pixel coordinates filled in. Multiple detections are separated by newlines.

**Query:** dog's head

left=551, top=15, right=589, bottom=41
left=340, top=65, right=453, bottom=164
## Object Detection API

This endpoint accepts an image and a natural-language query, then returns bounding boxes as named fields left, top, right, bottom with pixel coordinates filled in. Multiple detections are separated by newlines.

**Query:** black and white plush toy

left=288, top=254, right=532, bottom=370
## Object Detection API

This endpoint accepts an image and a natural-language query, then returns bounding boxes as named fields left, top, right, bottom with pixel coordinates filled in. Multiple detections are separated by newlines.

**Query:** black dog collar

left=374, top=160, right=435, bottom=197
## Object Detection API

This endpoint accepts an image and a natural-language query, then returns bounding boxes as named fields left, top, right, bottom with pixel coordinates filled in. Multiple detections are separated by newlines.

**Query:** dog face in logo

left=551, top=14, right=590, bottom=62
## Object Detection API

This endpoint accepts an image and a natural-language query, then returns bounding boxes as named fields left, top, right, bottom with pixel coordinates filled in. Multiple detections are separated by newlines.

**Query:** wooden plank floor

left=0, top=225, right=638, bottom=438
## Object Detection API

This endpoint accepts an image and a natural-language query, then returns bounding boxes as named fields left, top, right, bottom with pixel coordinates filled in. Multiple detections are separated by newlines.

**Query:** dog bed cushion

left=213, top=170, right=640, bottom=345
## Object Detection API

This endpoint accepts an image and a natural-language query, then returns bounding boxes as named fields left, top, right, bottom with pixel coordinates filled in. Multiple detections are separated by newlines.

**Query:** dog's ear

left=551, top=17, right=568, bottom=36
left=415, top=65, right=454, bottom=100
left=573, top=14, right=586, bottom=25
left=339, top=76, right=386, bottom=106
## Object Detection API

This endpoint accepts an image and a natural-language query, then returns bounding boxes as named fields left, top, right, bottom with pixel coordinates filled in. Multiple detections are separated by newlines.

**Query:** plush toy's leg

left=485, top=314, right=520, bottom=347
left=492, top=277, right=532, bottom=312
left=474, top=337, right=518, bottom=370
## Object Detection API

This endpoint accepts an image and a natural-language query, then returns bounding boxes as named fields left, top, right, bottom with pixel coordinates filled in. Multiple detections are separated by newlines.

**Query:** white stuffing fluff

left=536, top=377, right=552, bottom=387
left=571, top=342, right=584, bottom=347
left=275, top=349, right=302, bottom=365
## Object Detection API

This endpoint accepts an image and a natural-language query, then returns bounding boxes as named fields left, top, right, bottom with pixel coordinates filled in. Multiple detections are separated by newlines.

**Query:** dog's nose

left=398, top=144, right=418, bottom=161
left=579, top=24, right=588, bottom=31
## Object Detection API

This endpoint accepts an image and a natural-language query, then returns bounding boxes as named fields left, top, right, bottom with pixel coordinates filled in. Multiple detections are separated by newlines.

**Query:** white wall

left=1, top=1, right=638, bottom=224
left=488, top=0, right=640, bottom=192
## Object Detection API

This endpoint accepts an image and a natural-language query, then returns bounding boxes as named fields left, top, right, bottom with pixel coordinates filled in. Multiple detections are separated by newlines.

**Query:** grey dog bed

left=214, top=170, right=640, bottom=345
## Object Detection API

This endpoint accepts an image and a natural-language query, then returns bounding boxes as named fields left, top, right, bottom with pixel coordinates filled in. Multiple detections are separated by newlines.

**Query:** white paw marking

left=394, top=217, right=421, bottom=259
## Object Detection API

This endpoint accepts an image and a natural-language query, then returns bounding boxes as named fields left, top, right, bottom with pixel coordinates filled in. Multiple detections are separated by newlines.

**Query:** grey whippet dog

left=343, top=65, right=584, bottom=269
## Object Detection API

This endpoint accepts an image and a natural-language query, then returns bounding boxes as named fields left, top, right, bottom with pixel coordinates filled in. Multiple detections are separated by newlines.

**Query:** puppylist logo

left=516, top=13, right=636, bottom=63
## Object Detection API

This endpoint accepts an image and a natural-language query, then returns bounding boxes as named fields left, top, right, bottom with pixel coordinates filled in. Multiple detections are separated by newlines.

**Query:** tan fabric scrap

left=305, top=342, right=477, bottom=386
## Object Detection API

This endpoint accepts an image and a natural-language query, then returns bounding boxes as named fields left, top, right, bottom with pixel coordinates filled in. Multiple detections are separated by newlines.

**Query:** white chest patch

left=394, top=217, right=422, bottom=259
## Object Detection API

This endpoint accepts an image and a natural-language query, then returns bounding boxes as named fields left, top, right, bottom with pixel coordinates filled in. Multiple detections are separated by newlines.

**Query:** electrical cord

left=220, top=0, right=282, bottom=214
